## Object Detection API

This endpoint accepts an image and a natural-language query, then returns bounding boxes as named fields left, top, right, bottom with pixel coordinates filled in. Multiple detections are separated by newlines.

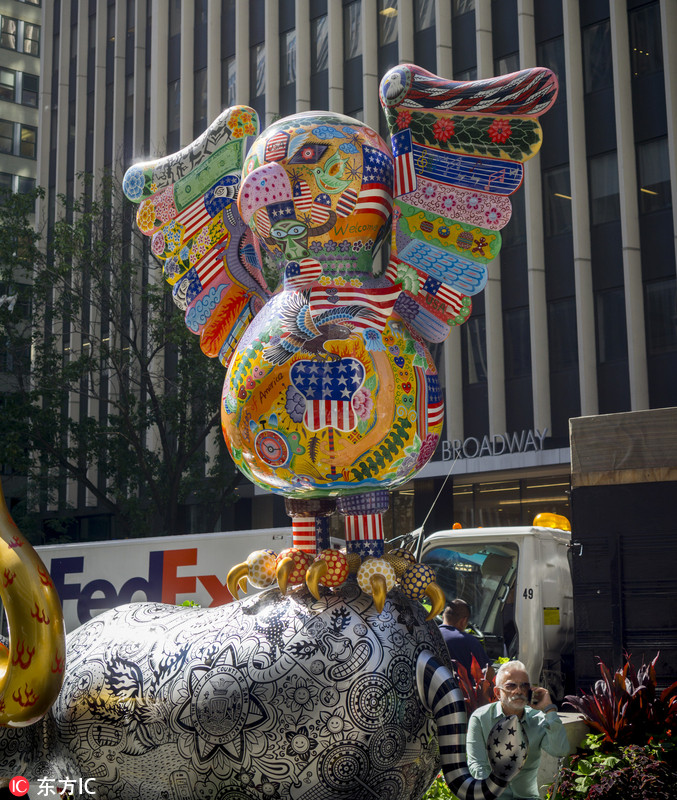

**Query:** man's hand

left=529, top=687, right=554, bottom=711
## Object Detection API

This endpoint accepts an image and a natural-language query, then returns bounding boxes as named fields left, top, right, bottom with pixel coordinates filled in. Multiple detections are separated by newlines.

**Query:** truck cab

left=420, top=517, right=575, bottom=700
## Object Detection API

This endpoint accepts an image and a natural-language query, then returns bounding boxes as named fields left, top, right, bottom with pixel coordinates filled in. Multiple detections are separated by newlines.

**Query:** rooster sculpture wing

left=122, top=105, right=271, bottom=369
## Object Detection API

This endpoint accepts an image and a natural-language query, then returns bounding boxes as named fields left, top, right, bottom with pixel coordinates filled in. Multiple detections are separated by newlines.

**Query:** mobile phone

left=527, top=688, right=533, bottom=704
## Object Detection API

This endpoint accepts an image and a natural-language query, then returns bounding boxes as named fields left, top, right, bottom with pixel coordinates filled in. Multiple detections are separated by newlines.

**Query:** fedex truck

left=33, top=527, right=292, bottom=632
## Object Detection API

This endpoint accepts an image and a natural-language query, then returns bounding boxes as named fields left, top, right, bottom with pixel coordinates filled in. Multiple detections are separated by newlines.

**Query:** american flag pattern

left=336, top=187, right=358, bottom=217
left=416, top=650, right=524, bottom=798
left=386, top=257, right=469, bottom=321
left=355, top=146, right=393, bottom=221
left=264, top=130, right=289, bottom=161
left=290, top=358, right=365, bottom=433
left=292, top=517, right=317, bottom=554
left=392, top=130, right=417, bottom=196
left=292, top=179, right=313, bottom=213
left=310, top=284, right=401, bottom=333
left=344, top=514, right=385, bottom=559
left=415, top=366, right=444, bottom=438
left=284, top=258, right=323, bottom=290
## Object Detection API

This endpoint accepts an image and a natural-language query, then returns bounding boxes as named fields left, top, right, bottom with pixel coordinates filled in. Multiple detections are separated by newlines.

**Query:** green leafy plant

left=564, top=653, right=677, bottom=745
left=421, top=772, right=458, bottom=800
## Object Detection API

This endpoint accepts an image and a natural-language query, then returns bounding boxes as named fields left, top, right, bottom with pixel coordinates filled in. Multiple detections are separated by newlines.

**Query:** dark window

left=280, top=29, right=296, bottom=86
left=645, top=278, right=677, bottom=354
left=502, top=186, right=526, bottom=248
left=251, top=43, right=265, bottom=97
left=596, top=288, right=628, bottom=363
left=222, top=56, right=236, bottom=106
left=504, top=308, right=532, bottom=379
left=629, top=2, right=663, bottom=79
left=582, top=20, right=612, bottom=93
left=0, top=172, right=12, bottom=189
left=414, top=0, right=434, bottom=31
left=536, top=37, right=566, bottom=98
left=125, top=74, right=134, bottom=118
left=548, top=297, right=578, bottom=370
left=0, top=120, right=13, bottom=154
left=378, top=1, right=398, bottom=47
left=20, top=124, right=36, bottom=159
left=0, top=68, right=15, bottom=101
left=542, top=165, right=572, bottom=237
left=453, top=0, right=473, bottom=13
left=167, top=79, right=180, bottom=139
left=1, top=16, right=18, bottom=50
left=169, top=0, right=181, bottom=39
left=22, top=73, right=39, bottom=106
left=193, top=68, right=207, bottom=136
left=495, top=52, right=519, bottom=76
left=23, top=22, right=40, bottom=56
left=17, top=175, right=35, bottom=193
left=344, top=1, right=362, bottom=60
left=589, top=151, right=620, bottom=225
left=637, top=137, right=670, bottom=214
left=311, top=16, right=328, bottom=73
left=463, top=316, right=487, bottom=384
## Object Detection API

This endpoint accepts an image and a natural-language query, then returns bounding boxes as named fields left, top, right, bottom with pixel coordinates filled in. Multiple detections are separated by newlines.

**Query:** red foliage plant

left=453, top=655, right=496, bottom=715
left=563, top=652, right=677, bottom=745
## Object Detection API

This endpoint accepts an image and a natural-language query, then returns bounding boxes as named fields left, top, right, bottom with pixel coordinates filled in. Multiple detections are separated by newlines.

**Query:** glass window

left=414, top=0, right=435, bottom=32
left=0, top=172, right=12, bottom=189
left=193, top=68, right=207, bottom=132
left=463, top=316, right=487, bottom=384
left=23, top=23, right=40, bottom=56
left=1, top=16, right=18, bottom=50
left=19, top=124, right=36, bottom=158
left=548, top=297, right=578, bottom=371
left=637, top=138, right=670, bottom=214
left=17, top=175, right=35, bottom=193
left=629, top=2, right=663, bottom=78
left=344, top=1, right=362, bottom=60
left=125, top=74, right=134, bottom=118
left=222, top=56, right=236, bottom=106
left=589, top=151, right=620, bottom=225
left=645, top=278, right=677, bottom=355
left=502, top=186, right=525, bottom=248
left=311, top=16, right=328, bottom=73
left=280, top=29, right=296, bottom=86
left=0, top=68, right=15, bottom=101
left=595, top=288, right=628, bottom=363
left=453, top=0, right=474, bottom=15
left=22, top=73, right=39, bottom=107
left=0, top=120, right=13, bottom=154
left=378, top=1, right=398, bottom=47
left=251, top=43, right=265, bottom=97
left=503, top=308, right=531, bottom=379
left=582, top=21, right=612, bottom=93
left=542, top=165, right=572, bottom=237
left=167, top=79, right=180, bottom=136
left=537, top=37, right=566, bottom=99
left=168, top=0, right=181, bottom=38
left=454, top=67, right=477, bottom=82
left=495, top=52, right=519, bottom=76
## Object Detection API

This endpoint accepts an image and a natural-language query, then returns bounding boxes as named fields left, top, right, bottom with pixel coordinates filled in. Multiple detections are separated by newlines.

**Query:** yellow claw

left=226, top=563, right=249, bottom=600
left=238, top=576, right=248, bottom=594
left=370, top=574, right=387, bottom=613
left=277, top=557, right=294, bottom=594
left=305, top=559, right=328, bottom=601
left=425, top=582, right=446, bottom=621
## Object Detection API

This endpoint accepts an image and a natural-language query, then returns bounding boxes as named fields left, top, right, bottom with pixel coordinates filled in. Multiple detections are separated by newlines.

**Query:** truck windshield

left=422, top=542, right=519, bottom=661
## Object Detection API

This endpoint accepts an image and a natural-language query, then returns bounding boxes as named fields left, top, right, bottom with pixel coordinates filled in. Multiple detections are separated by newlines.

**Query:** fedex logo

left=49, top=548, right=234, bottom=627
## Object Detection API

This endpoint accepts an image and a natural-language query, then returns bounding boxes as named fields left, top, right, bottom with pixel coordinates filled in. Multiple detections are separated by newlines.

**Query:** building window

left=19, top=124, right=36, bottom=158
left=222, top=57, right=236, bottom=107
left=463, top=316, right=487, bottom=384
left=378, top=1, right=398, bottom=47
left=504, top=308, right=532, bottom=379
left=589, top=151, right=620, bottom=225
left=1, top=16, right=18, bottom=50
left=169, top=0, right=181, bottom=39
left=0, top=172, right=11, bottom=189
left=453, top=0, right=474, bottom=14
left=645, top=278, right=677, bottom=354
left=251, top=43, right=265, bottom=97
left=344, top=1, right=362, bottom=60
left=125, top=75, right=134, bottom=118
left=23, top=23, right=40, bottom=56
left=17, top=175, right=35, bottom=193
left=0, top=121, right=13, bottom=153
left=629, top=1, right=663, bottom=78
left=22, top=73, right=39, bottom=107
left=595, top=288, right=628, bottom=364
left=637, top=137, right=670, bottom=214
left=167, top=79, right=180, bottom=140
left=414, top=0, right=435, bottom=32
left=548, top=298, right=578, bottom=371
left=502, top=187, right=526, bottom=248
left=281, top=30, right=296, bottom=86
left=0, top=68, right=15, bottom=101
left=454, top=67, right=477, bottom=82
left=542, top=166, right=572, bottom=237
left=193, top=67, right=207, bottom=134
left=311, top=16, right=328, bottom=73
left=582, top=20, right=612, bottom=93
left=537, top=37, right=566, bottom=98
left=495, top=52, right=519, bottom=76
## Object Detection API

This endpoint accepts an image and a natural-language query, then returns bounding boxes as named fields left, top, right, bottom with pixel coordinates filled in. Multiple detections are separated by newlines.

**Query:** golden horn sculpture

left=0, top=480, right=66, bottom=726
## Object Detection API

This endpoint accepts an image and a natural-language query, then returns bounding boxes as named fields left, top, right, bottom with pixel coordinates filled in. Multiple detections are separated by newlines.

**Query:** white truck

left=418, top=514, right=575, bottom=700
left=33, top=527, right=292, bottom=632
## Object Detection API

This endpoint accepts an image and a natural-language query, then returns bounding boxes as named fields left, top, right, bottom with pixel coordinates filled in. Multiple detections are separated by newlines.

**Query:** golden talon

left=305, top=559, right=328, bottom=600
left=226, top=563, right=249, bottom=600
left=370, top=574, right=387, bottom=613
left=277, top=557, right=294, bottom=594
left=425, top=582, right=445, bottom=621
left=238, top=576, right=248, bottom=594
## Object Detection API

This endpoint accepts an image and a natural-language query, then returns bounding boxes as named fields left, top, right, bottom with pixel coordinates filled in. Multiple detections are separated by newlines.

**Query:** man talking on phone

left=466, top=660, right=569, bottom=799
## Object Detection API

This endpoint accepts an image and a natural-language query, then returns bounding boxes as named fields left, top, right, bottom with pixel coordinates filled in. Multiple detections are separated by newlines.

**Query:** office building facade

left=32, top=0, right=677, bottom=538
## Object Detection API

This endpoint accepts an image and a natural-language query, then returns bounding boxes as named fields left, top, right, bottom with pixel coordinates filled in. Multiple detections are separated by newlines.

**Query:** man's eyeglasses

left=499, top=681, right=531, bottom=692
